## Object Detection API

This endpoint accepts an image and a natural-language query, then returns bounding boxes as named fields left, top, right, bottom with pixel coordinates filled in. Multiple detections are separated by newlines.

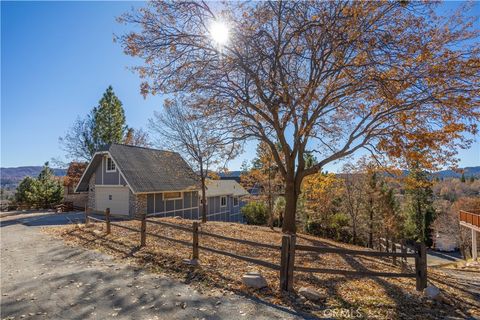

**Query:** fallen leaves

left=44, top=218, right=479, bottom=319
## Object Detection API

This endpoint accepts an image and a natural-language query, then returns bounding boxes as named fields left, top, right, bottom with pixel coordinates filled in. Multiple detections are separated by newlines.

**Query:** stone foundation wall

left=87, top=173, right=96, bottom=210
left=129, top=191, right=147, bottom=217
left=64, top=191, right=88, bottom=209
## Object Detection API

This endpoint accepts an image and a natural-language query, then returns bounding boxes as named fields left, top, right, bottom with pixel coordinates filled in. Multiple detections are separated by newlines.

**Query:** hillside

left=1, top=166, right=66, bottom=188
left=434, top=166, right=480, bottom=178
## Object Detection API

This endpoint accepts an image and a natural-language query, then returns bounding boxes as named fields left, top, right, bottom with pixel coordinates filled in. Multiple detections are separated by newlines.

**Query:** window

left=220, top=196, right=227, bottom=207
left=233, top=197, right=239, bottom=207
left=164, top=192, right=182, bottom=200
left=109, top=195, right=112, bottom=200
left=106, top=157, right=116, bottom=172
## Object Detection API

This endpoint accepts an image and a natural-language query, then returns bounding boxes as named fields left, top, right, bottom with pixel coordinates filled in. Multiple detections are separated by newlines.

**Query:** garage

left=95, top=186, right=130, bottom=216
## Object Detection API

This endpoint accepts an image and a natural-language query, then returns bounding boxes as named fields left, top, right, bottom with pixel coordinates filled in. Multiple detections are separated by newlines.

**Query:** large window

left=233, top=197, right=239, bottom=206
left=164, top=192, right=182, bottom=200
left=220, top=196, right=227, bottom=207
left=106, top=157, right=116, bottom=172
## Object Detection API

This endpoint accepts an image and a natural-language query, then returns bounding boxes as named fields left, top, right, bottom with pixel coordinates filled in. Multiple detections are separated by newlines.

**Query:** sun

left=209, top=21, right=229, bottom=46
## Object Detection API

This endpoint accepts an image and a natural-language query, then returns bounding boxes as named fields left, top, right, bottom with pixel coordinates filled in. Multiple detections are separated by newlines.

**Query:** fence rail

left=295, top=244, right=417, bottom=258
left=84, top=207, right=427, bottom=293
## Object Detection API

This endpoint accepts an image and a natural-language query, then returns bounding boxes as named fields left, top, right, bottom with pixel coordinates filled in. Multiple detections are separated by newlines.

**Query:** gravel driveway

left=1, top=212, right=306, bottom=320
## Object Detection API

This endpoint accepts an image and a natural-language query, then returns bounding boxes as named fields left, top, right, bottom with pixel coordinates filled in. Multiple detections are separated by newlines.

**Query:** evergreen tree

left=460, top=172, right=466, bottom=183
left=29, top=162, right=63, bottom=208
left=366, top=171, right=380, bottom=248
left=404, top=163, right=435, bottom=246
left=60, top=86, right=130, bottom=161
left=92, top=86, right=127, bottom=149
left=378, top=183, right=401, bottom=241
left=15, top=176, right=35, bottom=204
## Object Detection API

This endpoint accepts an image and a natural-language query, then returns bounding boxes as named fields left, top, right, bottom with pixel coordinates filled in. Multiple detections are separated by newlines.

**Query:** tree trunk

left=267, top=169, right=274, bottom=229
left=201, top=176, right=207, bottom=223
left=368, top=205, right=374, bottom=249
left=352, top=219, right=357, bottom=245
left=268, top=194, right=274, bottom=229
left=282, top=179, right=297, bottom=234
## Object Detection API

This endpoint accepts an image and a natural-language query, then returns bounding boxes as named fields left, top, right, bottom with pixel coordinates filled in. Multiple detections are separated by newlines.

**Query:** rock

left=93, top=230, right=103, bottom=235
left=242, top=272, right=267, bottom=289
left=298, top=287, right=325, bottom=302
left=423, top=285, right=443, bottom=301
left=182, top=258, right=199, bottom=266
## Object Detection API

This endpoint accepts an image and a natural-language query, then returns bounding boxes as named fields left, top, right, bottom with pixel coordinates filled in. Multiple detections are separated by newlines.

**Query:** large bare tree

left=149, top=98, right=240, bottom=223
left=119, top=1, right=479, bottom=233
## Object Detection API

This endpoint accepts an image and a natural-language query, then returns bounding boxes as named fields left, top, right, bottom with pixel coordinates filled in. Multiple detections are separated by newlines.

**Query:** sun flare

left=209, top=21, right=229, bottom=45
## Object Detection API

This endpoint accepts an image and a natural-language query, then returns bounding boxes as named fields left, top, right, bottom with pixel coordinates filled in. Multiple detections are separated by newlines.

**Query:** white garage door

left=95, top=186, right=130, bottom=216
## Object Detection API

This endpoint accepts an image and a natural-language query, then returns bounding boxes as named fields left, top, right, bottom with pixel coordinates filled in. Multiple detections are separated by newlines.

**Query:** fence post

left=400, top=239, right=407, bottom=266
left=84, top=205, right=89, bottom=226
left=391, top=241, right=397, bottom=266
left=287, top=234, right=296, bottom=292
left=192, top=222, right=199, bottom=260
left=140, top=213, right=146, bottom=247
left=414, top=242, right=427, bottom=291
left=280, top=234, right=295, bottom=292
left=105, top=208, right=111, bottom=234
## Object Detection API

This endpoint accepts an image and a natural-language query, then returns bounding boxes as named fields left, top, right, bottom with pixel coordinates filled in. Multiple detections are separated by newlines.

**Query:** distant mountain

left=0, top=166, right=66, bottom=188
left=433, top=166, right=480, bottom=178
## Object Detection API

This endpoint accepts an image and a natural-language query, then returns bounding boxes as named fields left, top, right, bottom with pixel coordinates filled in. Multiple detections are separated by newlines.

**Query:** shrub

left=241, top=201, right=267, bottom=225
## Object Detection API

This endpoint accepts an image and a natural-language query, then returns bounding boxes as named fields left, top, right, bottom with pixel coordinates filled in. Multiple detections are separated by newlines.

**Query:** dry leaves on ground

left=44, top=218, right=480, bottom=319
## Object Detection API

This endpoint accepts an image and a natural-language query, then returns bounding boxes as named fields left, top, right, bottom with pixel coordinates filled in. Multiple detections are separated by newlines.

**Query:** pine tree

left=60, top=86, right=134, bottom=160
left=460, top=172, right=466, bottom=183
left=28, top=162, right=63, bottom=208
left=15, top=176, right=35, bottom=204
left=92, top=86, right=127, bottom=149
left=404, top=162, right=435, bottom=246
left=366, top=171, right=379, bottom=248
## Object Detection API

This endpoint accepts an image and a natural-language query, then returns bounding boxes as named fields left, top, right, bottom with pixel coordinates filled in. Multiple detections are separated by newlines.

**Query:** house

left=63, top=162, right=88, bottom=209
left=204, top=179, right=249, bottom=222
left=218, top=170, right=243, bottom=183
left=75, top=144, right=248, bottom=222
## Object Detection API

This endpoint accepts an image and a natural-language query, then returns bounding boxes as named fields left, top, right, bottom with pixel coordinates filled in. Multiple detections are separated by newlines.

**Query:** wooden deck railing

left=459, top=210, right=480, bottom=228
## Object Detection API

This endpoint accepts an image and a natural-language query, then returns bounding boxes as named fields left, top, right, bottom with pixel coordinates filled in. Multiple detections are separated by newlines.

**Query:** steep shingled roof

left=76, top=144, right=200, bottom=193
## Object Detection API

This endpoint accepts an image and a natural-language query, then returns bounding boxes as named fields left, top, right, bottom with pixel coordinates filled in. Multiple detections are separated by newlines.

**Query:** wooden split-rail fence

left=85, top=207, right=427, bottom=292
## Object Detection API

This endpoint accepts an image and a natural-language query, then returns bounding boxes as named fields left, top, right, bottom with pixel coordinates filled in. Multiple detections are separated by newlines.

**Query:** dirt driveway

left=1, top=212, right=305, bottom=320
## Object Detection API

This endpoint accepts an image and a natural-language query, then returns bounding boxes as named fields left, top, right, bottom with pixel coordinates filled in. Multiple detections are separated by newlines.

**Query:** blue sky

left=1, top=1, right=479, bottom=171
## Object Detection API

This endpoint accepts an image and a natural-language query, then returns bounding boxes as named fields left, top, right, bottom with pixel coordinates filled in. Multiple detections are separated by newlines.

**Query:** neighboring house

left=75, top=144, right=248, bottom=222
left=218, top=170, right=260, bottom=195
left=218, top=171, right=243, bottom=183
left=204, top=179, right=249, bottom=222
left=63, top=162, right=88, bottom=209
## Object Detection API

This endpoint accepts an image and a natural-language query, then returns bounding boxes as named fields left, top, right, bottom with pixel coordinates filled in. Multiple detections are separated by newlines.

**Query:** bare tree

left=120, top=1, right=479, bottom=233
left=149, top=98, right=240, bottom=223
left=59, top=115, right=95, bottom=162
left=124, top=127, right=151, bottom=147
